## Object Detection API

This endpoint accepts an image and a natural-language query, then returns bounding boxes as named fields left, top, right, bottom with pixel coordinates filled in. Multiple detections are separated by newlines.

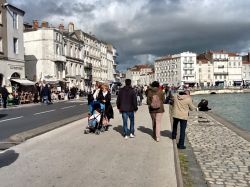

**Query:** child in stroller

left=84, top=102, right=108, bottom=134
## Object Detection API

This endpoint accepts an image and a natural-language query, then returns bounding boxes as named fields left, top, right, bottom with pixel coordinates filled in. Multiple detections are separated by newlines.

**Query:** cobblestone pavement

left=186, top=111, right=250, bottom=187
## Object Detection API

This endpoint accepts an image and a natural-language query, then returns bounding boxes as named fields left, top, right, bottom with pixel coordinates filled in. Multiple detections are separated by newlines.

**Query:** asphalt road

left=0, top=97, right=117, bottom=141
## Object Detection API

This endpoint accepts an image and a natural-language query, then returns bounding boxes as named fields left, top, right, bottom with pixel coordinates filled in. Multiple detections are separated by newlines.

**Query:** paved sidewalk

left=187, top=112, right=250, bottom=187
left=0, top=104, right=177, bottom=187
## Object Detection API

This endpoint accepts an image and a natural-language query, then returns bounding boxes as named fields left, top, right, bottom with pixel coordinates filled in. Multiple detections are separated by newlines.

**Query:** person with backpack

left=146, top=81, right=165, bottom=142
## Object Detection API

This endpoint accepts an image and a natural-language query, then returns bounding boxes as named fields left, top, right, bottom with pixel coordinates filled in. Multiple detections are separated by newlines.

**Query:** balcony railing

left=217, top=65, right=225, bottom=68
left=183, top=60, right=194, bottom=64
left=183, top=74, right=195, bottom=77
left=84, top=63, right=92, bottom=69
left=214, top=72, right=228, bottom=75
left=183, top=67, right=194, bottom=70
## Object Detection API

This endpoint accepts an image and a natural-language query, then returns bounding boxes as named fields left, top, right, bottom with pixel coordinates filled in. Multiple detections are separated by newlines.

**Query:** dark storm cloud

left=8, top=0, right=95, bottom=23
left=94, top=0, right=250, bottom=70
left=8, top=0, right=250, bottom=70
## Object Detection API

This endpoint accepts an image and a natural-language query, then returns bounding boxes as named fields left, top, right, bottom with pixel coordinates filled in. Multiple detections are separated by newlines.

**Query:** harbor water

left=193, top=93, right=250, bottom=132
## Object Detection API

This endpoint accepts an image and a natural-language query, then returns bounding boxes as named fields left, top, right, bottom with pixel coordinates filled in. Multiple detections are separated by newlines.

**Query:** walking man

left=0, top=85, right=9, bottom=108
left=171, top=90, right=196, bottom=149
left=116, top=79, right=138, bottom=139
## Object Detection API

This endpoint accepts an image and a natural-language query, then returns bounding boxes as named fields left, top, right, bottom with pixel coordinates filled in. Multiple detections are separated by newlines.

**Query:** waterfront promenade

left=0, top=103, right=177, bottom=187
left=187, top=111, right=250, bottom=187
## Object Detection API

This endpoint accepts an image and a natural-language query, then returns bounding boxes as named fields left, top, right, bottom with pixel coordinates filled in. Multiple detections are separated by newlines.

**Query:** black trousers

left=2, top=97, right=7, bottom=108
left=172, top=117, right=187, bottom=147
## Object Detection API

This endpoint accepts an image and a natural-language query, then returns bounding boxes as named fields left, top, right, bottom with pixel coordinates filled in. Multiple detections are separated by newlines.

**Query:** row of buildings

left=0, top=0, right=119, bottom=92
left=127, top=51, right=250, bottom=88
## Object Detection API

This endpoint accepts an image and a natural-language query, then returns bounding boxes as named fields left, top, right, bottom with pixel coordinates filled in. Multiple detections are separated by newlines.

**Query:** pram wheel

left=95, top=130, right=100, bottom=135
left=84, top=129, right=90, bottom=134
left=100, top=127, right=105, bottom=132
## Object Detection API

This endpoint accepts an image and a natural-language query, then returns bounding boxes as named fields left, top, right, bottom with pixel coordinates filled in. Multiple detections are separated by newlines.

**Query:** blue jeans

left=172, top=118, right=187, bottom=147
left=122, top=112, right=135, bottom=136
left=43, top=96, right=49, bottom=104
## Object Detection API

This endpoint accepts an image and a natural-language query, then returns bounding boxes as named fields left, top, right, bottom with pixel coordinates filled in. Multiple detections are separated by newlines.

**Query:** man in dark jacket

left=0, top=85, right=9, bottom=108
left=116, top=79, right=138, bottom=139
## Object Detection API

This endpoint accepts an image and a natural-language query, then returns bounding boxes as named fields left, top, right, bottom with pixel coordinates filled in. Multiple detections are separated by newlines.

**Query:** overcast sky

left=9, top=0, right=250, bottom=71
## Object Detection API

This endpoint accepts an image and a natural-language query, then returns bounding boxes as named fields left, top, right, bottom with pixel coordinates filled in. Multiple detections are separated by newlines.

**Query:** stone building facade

left=155, top=52, right=197, bottom=87
left=0, top=0, right=25, bottom=87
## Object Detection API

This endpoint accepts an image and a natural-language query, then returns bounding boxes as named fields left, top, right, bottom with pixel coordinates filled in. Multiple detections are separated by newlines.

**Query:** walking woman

left=146, top=81, right=165, bottom=142
left=97, top=84, right=114, bottom=130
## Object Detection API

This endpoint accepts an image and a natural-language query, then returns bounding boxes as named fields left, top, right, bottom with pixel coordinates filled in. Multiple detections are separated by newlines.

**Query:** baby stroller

left=84, top=102, right=106, bottom=135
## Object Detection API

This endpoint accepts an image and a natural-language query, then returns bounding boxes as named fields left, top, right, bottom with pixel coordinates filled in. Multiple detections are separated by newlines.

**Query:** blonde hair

left=101, top=84, right=109, bottom=91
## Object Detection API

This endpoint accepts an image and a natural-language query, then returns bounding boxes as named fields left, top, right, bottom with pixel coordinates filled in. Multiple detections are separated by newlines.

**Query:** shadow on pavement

left=0, top=150, right=19, bottom=168
left=0, top=114, right=8, bottom=119
left=137, top=126, right=154, bottom=138
left=161, top=130, right=172, bottom=139
left=113, top=125, right=123, bottom=136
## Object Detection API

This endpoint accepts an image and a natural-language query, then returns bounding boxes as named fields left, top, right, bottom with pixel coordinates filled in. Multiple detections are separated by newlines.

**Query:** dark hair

left=151, top=81, right=160, bottom=88
left=125, top=79, right=132, bottom=86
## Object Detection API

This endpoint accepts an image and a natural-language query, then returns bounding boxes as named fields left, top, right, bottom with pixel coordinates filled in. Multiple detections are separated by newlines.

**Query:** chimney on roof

left=59, top=24, right=64, bottom=31
left=33, top=20, right=39, bottom=29
left=41, top=21, right=48, bottom=28
left=68, top=22, right=74, bottom=32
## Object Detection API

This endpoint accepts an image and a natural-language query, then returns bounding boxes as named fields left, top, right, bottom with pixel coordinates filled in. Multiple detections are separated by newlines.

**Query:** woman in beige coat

left=147, top=81, right=165, bottom=142
left=171, top=90, right=196, bottom=149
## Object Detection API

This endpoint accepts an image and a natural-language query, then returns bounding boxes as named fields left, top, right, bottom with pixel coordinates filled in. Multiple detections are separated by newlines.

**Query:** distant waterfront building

left=126, top=64, right=154, bottom=86
left=242, top=53, right=250, bottom=86
left=155, top=52, right=197, bottom=87
left=197, top=53, right=215, bottom=87
left=197, top=50, right=242, bottom=87
left=0, top=1, right=25, bottom=87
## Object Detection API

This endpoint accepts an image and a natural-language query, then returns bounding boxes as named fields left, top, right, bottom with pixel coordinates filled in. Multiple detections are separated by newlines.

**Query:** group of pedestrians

left=87, top=82, right=114, bottom=130
left=116, top=79, right=197, bottom=149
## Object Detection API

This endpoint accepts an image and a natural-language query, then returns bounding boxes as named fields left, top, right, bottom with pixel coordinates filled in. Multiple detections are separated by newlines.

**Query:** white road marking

left=34, top=109, right=55, bottom=115
left=0, top=116, right=24, bottom=123
left=61, top=105, right=76, bottom=110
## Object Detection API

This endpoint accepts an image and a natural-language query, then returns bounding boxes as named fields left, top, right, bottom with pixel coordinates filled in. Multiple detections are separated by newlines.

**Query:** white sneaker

left=124, top=136, right=128, bottom=140
left=130, top=133, right=135, bottom=138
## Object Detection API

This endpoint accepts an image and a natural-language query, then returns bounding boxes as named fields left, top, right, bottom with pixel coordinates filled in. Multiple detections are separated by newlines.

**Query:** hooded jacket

left=146, top=87, right=165, bottom=113
left=171, top=93, right=196, bottom=120
left=116, top=86, right=138, bottom=112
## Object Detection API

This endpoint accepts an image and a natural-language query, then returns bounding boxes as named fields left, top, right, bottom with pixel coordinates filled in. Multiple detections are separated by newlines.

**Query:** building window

left=0, top=38, right=3, bottom=53
left=13, top=38, right=18, bottom=54
left=56, top=44, right=59, bottom=55
left=0, top=11, right=2, bottom=25
left=13, top=12, right=18, bottom=29
left=64, top=44, right=67, bottom=55
left=70, top=46, right=73, bottom=57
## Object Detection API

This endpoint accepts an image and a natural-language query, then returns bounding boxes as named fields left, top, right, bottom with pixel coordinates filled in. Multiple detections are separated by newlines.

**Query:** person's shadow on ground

left=0, top=114, right=8, bottom=119
left=137, top=126, right=154, bottom=139
left=113, top=125, right=123, bottom=136
left=0, top=150, right=19, bottom=168
left=161, top=130, right=172, bottom=139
